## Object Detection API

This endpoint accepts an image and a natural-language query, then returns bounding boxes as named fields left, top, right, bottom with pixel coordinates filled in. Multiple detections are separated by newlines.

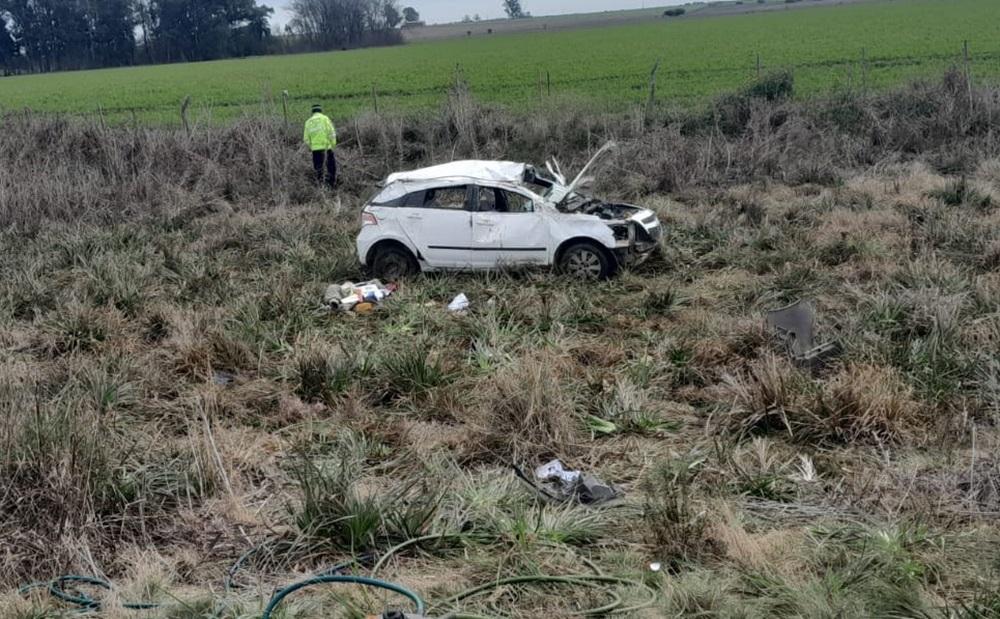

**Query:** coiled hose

left=261, top=574, right=425, bottom=618
left=21, top=537, right=656, bottom=617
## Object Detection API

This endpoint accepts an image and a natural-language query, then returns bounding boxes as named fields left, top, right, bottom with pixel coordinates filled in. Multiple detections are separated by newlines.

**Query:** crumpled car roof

left=385, top=160, right=527, bottom=185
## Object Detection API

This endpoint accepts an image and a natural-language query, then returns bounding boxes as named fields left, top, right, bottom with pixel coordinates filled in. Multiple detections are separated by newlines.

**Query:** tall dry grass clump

left=818, top=364, right=922, bottom=444
left=469, top=351, right=583, bottom=461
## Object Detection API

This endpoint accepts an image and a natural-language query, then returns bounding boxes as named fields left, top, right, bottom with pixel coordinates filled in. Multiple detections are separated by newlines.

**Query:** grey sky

left=271, top=1, right=683, bottom=28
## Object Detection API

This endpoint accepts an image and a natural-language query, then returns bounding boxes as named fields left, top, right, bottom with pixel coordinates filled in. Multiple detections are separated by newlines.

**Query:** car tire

left=558, top=242, right=614, bottom=280
left=371, top=245, right=420, bottom=280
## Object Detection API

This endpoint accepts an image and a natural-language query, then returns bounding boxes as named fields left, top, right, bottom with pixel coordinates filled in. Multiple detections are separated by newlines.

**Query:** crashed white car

left=357, top=146, right=662, bottom=280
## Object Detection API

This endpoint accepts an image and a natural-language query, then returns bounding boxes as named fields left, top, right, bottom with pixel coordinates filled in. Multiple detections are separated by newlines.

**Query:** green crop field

left=1, top=0, right=998, bottom=123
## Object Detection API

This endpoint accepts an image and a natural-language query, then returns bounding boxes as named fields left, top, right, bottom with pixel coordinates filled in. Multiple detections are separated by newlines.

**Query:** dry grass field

left=2, top=70, right=1000, bottom=617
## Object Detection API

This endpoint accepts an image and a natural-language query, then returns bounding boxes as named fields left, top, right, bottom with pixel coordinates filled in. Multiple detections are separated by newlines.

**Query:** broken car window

left=401, top=191, right=426, bottom=207
left=478, top=187, right=497, bottom=212
left=424, top=186, right=468, bottom=210
left=505, top=191, right=534, bottom=213
left=478, top=187, right=534, bottom=214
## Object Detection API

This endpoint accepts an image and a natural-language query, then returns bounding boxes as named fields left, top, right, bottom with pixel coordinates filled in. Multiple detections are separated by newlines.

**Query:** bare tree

left=288, top=0, right=402, bottom=50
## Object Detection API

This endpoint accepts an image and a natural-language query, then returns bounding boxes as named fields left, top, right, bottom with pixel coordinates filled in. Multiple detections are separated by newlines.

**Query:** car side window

left=478, top=187, right=498, bottom=212
left=505, top=191, right=534, bottom=214
left=478, top=187, right=534, bottom=213
left=424, top=186, right=468, bottom=210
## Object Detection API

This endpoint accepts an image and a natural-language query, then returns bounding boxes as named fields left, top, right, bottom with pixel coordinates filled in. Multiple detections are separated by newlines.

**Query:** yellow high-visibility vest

left=304, top=113, right=337, bottom=151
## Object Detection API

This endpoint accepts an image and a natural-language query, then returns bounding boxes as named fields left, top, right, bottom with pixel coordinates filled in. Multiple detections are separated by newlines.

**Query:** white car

left=356, top=146, right=662, bottom=280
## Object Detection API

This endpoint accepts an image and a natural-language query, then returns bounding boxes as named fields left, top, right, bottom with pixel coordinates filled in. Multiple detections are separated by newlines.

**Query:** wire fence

left=6, top=42, right=999, bottom=124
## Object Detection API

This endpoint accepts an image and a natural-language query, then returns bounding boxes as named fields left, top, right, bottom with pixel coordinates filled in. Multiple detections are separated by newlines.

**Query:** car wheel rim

left=567, top=250, right=602, bottom=279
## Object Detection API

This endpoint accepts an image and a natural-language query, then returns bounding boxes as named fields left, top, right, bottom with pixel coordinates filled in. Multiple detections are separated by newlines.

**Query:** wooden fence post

left=647, top=57, right=661, bottom=111
left=861, top=47, right=868, bottom=93
left=756, top=53, right=761, bottom=79
left=963, top=40, right=973, bottom=108
left=371, top=83, right=379, bottom=114
left=180, top=95, right=191, bottom=136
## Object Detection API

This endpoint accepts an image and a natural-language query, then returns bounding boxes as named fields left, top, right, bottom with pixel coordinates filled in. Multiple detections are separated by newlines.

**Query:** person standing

left=304, top=104, right=337, bottom=188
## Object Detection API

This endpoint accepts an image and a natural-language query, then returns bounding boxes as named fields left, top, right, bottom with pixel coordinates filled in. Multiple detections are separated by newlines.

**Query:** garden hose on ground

left=18, top=575, right=160, bottom=611
left=224, top=537, right=373, bottom=593
left=433, top=574, right=658, bottom=617
left=261, top=574, right=426, bottom=619
left=20, top=536, right=657, bottom=617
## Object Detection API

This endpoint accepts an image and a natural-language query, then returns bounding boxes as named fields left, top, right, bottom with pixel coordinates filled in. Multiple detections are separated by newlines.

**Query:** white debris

left=535, top=459, right=582, bottom=485
left=448, top=293, right=470, bottom=313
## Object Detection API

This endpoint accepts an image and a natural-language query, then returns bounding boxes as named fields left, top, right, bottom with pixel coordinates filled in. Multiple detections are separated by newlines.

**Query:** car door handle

left=475, top=219, right=495, bottom=226
left=406, top=214, right=423, bottom=220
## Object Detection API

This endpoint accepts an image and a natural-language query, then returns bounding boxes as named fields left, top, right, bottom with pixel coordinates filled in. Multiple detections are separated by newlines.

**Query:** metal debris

left=766, top=299, right=842, bottom=370
left=532, top=459, right=621, bottom=505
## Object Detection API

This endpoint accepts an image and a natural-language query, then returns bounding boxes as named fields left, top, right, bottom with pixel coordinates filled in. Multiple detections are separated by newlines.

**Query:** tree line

left=0, top=0, right=413, bottom=75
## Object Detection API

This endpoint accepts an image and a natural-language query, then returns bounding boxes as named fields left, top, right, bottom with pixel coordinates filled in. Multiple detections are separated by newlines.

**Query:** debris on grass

left=324, top=280, right=396, bottom=313
left=447, top=293, right=470, bottom=313
left=532, top=459, right=621, bottom=505
left=766, top=299, right=842, bottom=371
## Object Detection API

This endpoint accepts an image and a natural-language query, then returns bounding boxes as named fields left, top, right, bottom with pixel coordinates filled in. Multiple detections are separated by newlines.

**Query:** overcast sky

left=272, top=1, right=683, bottom=28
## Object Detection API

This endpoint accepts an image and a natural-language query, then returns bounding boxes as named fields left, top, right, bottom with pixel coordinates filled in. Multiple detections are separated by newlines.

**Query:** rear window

left=424, top=186, right=468, bottom=210
left=371, top=190, right=426, bottom=207
left=371, top=186, right=469, bottom=209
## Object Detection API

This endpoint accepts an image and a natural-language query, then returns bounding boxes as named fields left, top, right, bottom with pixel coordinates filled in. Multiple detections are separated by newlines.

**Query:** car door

left=403, top=185, right=475, bottom=268
left=473, top=186, right=550, bottom=267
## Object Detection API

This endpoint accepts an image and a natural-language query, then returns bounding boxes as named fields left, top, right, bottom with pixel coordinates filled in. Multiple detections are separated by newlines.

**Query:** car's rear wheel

left=558, top=242, right=614, bottom=280
left=371, top=245, right=420, bottom=280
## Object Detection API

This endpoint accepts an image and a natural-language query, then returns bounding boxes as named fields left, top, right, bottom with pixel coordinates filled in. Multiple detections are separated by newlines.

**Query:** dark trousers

left=312, top=149, right=337, bottom=188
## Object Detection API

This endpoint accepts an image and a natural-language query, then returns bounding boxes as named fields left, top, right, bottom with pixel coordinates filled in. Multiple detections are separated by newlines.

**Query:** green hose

left=435, top=573, right=658, bottom=617
left=18, top=575, right=160, bottom=611
left=20, top=537, right=656, bottom=617
left=261, top=574, right=426, bottom=619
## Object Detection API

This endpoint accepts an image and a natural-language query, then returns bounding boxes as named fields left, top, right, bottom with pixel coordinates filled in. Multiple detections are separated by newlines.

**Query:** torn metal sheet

left=766, top=300, right=842, bottom=370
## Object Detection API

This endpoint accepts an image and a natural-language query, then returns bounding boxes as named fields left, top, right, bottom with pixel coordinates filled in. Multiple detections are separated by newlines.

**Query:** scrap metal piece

left=766, top=300, right=842, bottom=370
left=579, top=474, right=617, bottom=504
left=532, top=459, right=621, bottom=505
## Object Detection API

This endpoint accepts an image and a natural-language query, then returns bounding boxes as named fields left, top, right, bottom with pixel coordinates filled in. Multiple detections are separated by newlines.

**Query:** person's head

left=311, top=104, right=322, bottom=114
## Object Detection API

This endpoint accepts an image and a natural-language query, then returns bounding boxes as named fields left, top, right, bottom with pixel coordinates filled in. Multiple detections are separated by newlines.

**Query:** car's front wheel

left=558, top=242, right=614, bottom=280
left=371, top=245, right=420, bottom=281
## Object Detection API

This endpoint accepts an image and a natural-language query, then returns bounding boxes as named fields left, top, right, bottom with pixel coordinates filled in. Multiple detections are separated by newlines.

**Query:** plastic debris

left=447, top=293, right=470, bottom=312
left=324, top=280, right=396, bottom=313
left=533, top=459, right=621, bottom=505
left=535, top=459, right=581, bottom=485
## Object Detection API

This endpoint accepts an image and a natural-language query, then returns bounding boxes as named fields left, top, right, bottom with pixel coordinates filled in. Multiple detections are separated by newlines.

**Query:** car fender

left=357, top=230, right=421, bottom=267
left=548, top=213, right=617, bottom=252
